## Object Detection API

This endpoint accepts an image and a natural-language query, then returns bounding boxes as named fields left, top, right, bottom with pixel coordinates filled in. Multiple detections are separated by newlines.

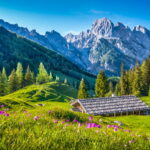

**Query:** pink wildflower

left=88, top=116, right=93, bottom=121
left=53, top=120, right=58, bottom=123
left=33, top=116, right=40, bottom=121
left=86, top=123, right=101, bottom=128
left=114, top=128, right=118, bottom=132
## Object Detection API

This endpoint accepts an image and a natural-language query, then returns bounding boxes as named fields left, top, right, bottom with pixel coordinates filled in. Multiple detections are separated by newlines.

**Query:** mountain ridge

left=0, top=18, right=150, bottom=75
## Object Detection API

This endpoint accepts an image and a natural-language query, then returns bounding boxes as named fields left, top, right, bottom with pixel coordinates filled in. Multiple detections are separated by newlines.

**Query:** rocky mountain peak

left=134, top=25, right=148, bottom=34
left=91, top=17, right=114, bottom=37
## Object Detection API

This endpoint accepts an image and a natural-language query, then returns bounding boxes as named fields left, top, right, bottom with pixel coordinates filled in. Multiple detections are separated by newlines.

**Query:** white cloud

left=90, top=10, right=110, bottom=15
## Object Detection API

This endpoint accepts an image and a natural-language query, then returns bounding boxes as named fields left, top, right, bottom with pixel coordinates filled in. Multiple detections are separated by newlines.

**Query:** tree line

left=0, top=62, right=63, bottom=96
left=77, top=56, right=150, bottom=99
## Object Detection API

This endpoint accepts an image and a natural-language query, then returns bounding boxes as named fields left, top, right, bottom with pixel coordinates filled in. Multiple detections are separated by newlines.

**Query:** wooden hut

left=71, top=96, right=150, bottom=116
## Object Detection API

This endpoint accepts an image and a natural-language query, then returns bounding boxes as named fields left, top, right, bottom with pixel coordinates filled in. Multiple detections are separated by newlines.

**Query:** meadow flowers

left=86, top=123, right=101, bottom=128
left=33, top=116, right=40, bottom=121
left=0, top=111, right=9, bottom=117
left=53, top=120, right=58, bottom=123
left=88, top=116, right=93, bottom=121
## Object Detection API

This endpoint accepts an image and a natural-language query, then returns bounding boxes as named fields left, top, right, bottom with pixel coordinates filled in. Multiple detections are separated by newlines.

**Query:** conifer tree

left=16, top=62, right=24, bottom=89
left=24, top=66, right=34, bottom=86
left=95, top=70, right=108, bottom=97
left=64, top=78, right=67, bottom=84
left=0, top=68, right=8, bottom=96
left=109, top=81, right=113, bottom=92
left=115, top=83, right=121, bottom=96
left=132, top=67, right=143, bottom=96
left=120, top=64, right=129, bottom=95
left=141, top=59, right=150, bottom=95
left=8, top=69, right=18, bottom=93
left=77, top=78, right=88, bottom=99
left=149, top=85, right=150, bottom=97
left=55, top=76, right=60, bottom=81
left=36, top=63, right=49, bottom=84
left=49, top=72, right=53, bottom=81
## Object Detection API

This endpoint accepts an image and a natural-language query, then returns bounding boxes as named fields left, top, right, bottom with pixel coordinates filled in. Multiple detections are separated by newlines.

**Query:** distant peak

left=134, top=25, right=147, bottom=34
left=93, top=17, right=113, bottom=26
left=91, top=17, right=114, bottom=37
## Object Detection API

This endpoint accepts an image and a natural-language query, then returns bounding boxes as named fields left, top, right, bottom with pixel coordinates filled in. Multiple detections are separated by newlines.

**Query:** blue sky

left=0, top=0, right=150, bottom=35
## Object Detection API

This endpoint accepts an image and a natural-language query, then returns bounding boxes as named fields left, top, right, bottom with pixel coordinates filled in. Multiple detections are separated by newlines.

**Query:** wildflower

left=129, top=140, right=135, bottom=144
left=114, top=128, right=118, bottom=132
left=107, top=125, right=112, bottom=128
left=86, top=123, right=101, bottom=128
left=53, top=120, right=58, bottom=123
left=73, top=120, right=78, bottom=123
left=88, top=116, right=93, bottom=121
left=61, top=121, right=65, bottom=124
left=0, top=105, right=5, bottom=108
left=48, top=110, right=52, bottom=114
left=33, top=116, right=40, bottom=121
left=4, top=113, right=9, bottom=117
left=0, top=111, right=5, bottom=115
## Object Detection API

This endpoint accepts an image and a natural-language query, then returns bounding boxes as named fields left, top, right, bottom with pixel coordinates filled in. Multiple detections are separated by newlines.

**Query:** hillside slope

left=0, top=82, right=77, bottom=108
left=0, top=26, right=95, bottom=86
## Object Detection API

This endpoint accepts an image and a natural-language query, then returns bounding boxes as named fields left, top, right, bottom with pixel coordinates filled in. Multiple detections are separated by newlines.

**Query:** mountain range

left=0, top=18, right=150, bottom=75
left=0, top=26, right=95, bottom=90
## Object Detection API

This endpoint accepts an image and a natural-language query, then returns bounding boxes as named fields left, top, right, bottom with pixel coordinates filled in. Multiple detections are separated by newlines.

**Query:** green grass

left=141, top=96, right=150, bottom=106
left=0, top=105, right=150, bottom=150
left=0, top=86, right=150, bottom=149
left=0, top=81, right=77, bottom=109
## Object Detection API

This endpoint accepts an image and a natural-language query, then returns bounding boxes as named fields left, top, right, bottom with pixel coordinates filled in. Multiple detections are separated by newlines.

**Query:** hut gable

left=71, top=96, right=150, bottom=116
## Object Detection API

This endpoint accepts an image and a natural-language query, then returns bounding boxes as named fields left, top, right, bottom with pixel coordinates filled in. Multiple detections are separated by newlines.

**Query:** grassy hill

left=0, top=84, right=149, bottom=149
left=0, top=82, right=77, bottom=109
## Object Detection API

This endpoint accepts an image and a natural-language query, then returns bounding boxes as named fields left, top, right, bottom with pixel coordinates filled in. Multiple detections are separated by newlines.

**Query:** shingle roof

left=71, top=96, right=150, bottom=115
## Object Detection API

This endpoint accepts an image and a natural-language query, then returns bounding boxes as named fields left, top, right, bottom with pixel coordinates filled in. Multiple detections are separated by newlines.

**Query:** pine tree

left=8, top=69, right=18, bottom=93
left=24, top=66, right=34, bottom=86
left=120, top=64, right=130, bottom=95
left=132, top=67, right=143, bottom=96
left=55, top=76, right=60, bottom=81
left=149, top=85, right=150, bottom=97
left=109, top=81, right=113, bottom=92
left=95, top=70, right=108, bottom=97
left=16, top=62, right=24, bottom=89
left=115, top=83, right=121, bottom=96
left=77, top=78, right=88, bottom=99
left=49, top=72, right=53, bottom=81
left=0, top=68, right=8, bottom=96
left=141, top=59, right=150, bottom=95
left=64, top=78, right=67, bottom=84
left=36, top=63, right=49, bottom=84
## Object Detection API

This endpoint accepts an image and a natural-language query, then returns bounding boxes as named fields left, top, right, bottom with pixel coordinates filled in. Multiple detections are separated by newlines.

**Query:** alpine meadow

left=0, top=0, right=150, bottom=150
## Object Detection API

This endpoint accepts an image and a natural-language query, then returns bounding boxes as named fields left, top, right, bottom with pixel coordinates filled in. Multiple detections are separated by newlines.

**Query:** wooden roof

left=71, top=96, right=150, bottom=115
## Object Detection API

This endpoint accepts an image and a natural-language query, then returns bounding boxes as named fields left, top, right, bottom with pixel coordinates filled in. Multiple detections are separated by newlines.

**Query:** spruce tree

left=77, top=78, right=88, bottom=99
left=55, top=76, right=60, bottom=81
left=36, top=63, right=49, bottom=84
left=120, top=64, right=129, bottom=95
left=16, top=62, right=24, bottom=89
left=109, top=81, right=113, bottom=92
left=49, top=72, right=53, bottom=81
left=95, top=70, right=108, bottom=97
left=141, top=59, right=150, bottom=95
left=24, top=66, right=34, bottom=86
left=132, top=67, right=143, bottom=96
left=149, top=85, right=150, bottom=97
left=115, top=83, right=121, bottom=96
left=0, top=68, right=8, bottom=96
left=64, top=78, right=67, bottom=84
left=8, top=69, right=18, bottom=93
